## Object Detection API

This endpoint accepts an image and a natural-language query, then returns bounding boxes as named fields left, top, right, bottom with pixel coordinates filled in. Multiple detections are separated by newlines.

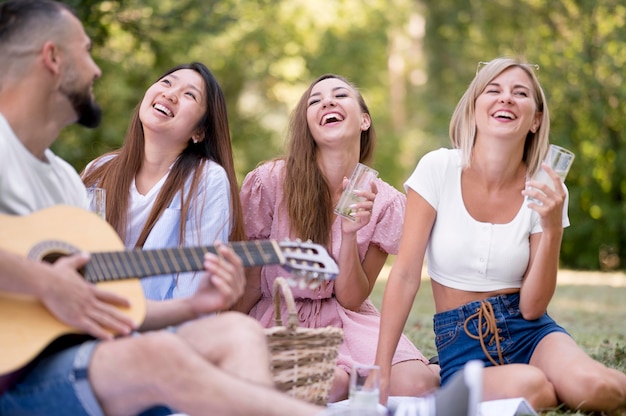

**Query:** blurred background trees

left=55, top=0, right=625, bottom=271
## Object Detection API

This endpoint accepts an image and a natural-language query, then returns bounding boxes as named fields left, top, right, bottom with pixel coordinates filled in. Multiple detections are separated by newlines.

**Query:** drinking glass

left=334, top=163, right=378, bottom=221
left=349, top=364, right=380, bottom=410
left=90, top=187, right=106, bottom=221
left=527, top=144, right=575, bottom=204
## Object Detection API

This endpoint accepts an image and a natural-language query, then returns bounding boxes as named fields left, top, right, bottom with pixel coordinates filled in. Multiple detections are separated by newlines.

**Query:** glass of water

left=334, top=163, right=378, bottom=222
left=349, top=364, right=380, bottom=410
left=527, top=144, right=575, bottom=204
left=90, top=187, right=107, bottom=221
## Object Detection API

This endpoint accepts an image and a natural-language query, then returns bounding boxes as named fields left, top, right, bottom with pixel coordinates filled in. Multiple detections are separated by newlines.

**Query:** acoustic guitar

left=0, top=205, right=338, bottom=377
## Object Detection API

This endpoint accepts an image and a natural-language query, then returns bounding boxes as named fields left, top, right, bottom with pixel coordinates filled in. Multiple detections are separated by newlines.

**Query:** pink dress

left=240, top=160, right=428, bottom=371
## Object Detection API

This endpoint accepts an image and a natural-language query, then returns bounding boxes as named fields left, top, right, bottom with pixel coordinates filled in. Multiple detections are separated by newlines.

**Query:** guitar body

left=0, top=205, right=146, bottom=375
left=0, top=205, right=339, bottom=378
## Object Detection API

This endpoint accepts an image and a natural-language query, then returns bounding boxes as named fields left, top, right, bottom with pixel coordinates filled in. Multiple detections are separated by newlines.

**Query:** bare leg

left=175, top=312, right=274, bottom=385
left=389, top=360, right=440, bottom=397
left=89, top=316, right=323, bottom=415
left=328, top=367, right=350, bottom=403
left=482, top=364, right=558, bottom=409
left=531, top=332, right=626, bottom=412
left=328, top=360, right=440, bottom=403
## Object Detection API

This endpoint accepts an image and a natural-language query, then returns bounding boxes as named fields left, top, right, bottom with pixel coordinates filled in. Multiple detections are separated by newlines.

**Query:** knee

left=184, top=312, right=268, bottom=356
left=328, top=367, right=350, bottom=403
left=513, top=367, right=557, bottom=410
left=209, top=311, right=267, bottom=343
left=389, top=361, right=441, bottom=397
left=590, top=373, right=625, bottom=403
left=132, top=331, right=188, bottom=363
left=561, top=370, right=626, bottom=410
left=110, top=331, right=191, bottom=374
left=411, top=366, right=440, bottom=396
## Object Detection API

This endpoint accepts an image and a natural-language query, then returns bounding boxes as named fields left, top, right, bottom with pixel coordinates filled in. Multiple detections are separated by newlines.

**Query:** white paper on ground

left=479, top=397, right=537, bottom=416
left=329, top=397, right=537, bottom=416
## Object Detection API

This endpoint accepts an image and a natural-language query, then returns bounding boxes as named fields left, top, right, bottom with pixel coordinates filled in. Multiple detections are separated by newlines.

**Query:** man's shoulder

left=46, top=150, right=80, bottom=176
left=0, top=113, right=17, bottom=152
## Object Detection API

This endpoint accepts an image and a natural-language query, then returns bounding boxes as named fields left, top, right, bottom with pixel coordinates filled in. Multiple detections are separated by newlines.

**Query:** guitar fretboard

left=85, top=240, right=283, bottom=283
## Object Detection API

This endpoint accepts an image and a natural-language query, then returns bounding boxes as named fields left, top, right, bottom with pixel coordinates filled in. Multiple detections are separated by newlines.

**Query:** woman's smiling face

left=474, top=66, right=541, bottom=141
left=305, top=77, right=370, bottom=146
left=139, top=68, right=207, bottom=143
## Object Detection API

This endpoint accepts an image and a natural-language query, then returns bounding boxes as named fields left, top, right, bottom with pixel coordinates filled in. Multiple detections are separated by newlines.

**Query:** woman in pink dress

left=236, top=74, right=440, bottom=402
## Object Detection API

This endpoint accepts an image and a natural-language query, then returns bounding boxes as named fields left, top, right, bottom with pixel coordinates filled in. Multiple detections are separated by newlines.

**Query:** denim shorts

left=0, top=338, right=172, bottom=416
left=433, top=292, right=570, bottom=385
left=0, top=339, right=104, bottom=416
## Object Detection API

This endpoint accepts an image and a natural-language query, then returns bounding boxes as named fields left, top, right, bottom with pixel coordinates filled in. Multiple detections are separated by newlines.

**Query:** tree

left=419, top=0, right=626, bottom=270
left=56, top=0, right=626, bottom=270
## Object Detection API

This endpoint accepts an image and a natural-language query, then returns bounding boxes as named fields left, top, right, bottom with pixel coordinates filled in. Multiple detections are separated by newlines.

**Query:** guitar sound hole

left=30, top=241, right=83, bottom=274
left=42, top=253, right=65, bottom=264
left=40, top=252, right=87, bottom=277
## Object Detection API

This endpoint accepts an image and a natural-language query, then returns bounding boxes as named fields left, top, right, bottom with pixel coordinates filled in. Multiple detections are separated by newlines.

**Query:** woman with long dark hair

left=83, top=62, right=245, bottom=302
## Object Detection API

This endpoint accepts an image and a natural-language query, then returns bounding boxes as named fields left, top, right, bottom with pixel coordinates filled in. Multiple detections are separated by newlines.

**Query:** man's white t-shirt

left=0, top=113, right=88, bottom=215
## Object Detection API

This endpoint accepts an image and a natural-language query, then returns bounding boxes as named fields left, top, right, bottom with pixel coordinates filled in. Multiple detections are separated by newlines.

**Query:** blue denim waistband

left=434, top=292, right=520, bottom=328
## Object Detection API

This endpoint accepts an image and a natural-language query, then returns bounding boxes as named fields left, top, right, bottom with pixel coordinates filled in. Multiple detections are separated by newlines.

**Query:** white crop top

left=404, top=148, right=570, bottom=292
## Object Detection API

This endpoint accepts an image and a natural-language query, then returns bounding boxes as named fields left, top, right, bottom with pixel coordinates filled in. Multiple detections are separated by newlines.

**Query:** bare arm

left=0, top=249, right=136, bottom=339
left=231, top=266, right=263, bottom=314
left=333, top=181, right=387, bottom=311
left=0, top=249, right=49, bottom=294
left=375, top=190, right=436, bottom=404
left=333, top=234, right=387, bottom=311
left=141, top=246, right=246, bottom=330
left=519, top=164, right=566, bottom=319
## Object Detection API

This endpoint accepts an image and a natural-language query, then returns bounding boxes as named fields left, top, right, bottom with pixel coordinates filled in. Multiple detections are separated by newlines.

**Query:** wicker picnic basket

left=266, top=277, right=344, bottom=405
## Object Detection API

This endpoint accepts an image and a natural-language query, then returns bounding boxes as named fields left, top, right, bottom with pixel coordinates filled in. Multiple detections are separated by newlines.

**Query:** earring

left=192, top=138, right=198, bottom=144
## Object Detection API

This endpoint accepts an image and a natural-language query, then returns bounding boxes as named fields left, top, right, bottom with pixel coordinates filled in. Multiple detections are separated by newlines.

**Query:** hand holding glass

left=527, top=144, right=574, bottom=204
left=349, top=364, right=380, bottom=410
left=334, top=163, right=378, bottom=221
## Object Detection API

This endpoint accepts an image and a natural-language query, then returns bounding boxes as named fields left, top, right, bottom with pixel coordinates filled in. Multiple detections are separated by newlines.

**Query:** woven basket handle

left=272, top=277, right=300, bottom=331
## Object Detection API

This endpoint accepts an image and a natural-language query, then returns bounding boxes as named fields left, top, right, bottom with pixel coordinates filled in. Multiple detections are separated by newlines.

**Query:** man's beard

left=65, top=87, right=102, bottom=128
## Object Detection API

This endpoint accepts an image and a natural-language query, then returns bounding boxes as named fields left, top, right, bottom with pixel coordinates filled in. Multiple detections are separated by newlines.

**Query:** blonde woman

left=375, top=57, right=626, bottom=413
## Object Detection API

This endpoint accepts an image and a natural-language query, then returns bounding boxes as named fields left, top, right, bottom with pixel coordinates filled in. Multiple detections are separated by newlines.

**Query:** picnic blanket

left=327, top=396, right=537, bottom=416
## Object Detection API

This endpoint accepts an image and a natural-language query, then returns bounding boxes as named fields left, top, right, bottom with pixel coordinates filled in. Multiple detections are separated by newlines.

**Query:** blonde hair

left=449, top=57, right=549, bottom=178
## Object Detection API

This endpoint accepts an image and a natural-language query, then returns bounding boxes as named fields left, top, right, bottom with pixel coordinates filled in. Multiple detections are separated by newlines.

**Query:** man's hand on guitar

left=190, top=244, right=246, bottom=314
left=41, top=253, right=138, bottom=340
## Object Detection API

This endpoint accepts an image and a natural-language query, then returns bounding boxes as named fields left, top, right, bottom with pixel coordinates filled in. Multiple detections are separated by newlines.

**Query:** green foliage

left=420, top=0, right=626, bottom=270
left=54, top=0, right=626, bottom=270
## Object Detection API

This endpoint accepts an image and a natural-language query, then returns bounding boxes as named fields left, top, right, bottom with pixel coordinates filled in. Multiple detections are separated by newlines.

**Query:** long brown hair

left=283, top=74, right=375, bottom=247
left=82, top=62, right=245, bottom=246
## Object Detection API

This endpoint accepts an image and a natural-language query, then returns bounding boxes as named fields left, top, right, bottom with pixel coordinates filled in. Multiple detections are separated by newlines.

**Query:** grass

left=368, top=265, right=626, bottom=415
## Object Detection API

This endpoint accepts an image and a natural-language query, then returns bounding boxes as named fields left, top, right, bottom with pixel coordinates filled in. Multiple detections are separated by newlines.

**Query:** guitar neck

left=85, top=240, right=284, bottom=283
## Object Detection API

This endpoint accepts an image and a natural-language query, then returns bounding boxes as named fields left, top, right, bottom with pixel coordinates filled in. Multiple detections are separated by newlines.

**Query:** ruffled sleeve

left=240, top=161, right=282, bottom=240
left=368, top=180, right=406, bottom=255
